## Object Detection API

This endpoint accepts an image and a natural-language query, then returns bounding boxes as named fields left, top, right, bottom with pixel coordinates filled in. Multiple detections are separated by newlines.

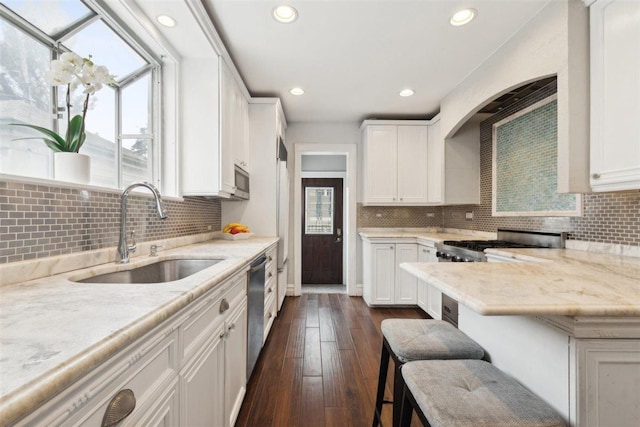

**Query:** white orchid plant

left=11, top=52, right=115, bottom=153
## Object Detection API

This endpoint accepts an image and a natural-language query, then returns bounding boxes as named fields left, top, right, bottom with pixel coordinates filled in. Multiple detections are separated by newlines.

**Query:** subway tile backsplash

left=0, top=180, right=221, bottom=264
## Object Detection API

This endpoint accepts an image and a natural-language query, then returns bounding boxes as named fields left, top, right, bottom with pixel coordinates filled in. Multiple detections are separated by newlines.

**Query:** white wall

left=440, top=0, right=590, bottom=193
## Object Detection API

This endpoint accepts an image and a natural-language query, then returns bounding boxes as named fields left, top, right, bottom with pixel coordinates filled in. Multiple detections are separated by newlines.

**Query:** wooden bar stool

left=372, top=319, right=485, bottom=427
left=399, top=359, right=567, bottom=427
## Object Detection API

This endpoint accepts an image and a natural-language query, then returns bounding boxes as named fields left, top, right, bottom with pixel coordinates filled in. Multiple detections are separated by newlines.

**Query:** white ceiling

left=202, top=0, right=551, bottom=123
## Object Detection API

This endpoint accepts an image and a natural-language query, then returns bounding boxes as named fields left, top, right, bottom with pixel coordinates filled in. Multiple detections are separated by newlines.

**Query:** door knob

left=336, top=237, right=342, bottom=243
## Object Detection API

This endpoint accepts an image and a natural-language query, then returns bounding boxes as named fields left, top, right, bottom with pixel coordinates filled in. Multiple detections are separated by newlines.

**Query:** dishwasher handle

left=250, top=255, right=268, bottom=273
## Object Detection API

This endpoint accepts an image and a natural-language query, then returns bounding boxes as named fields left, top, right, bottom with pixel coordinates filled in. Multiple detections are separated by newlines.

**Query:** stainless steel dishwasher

left=247, top=254, right=267, bottom=379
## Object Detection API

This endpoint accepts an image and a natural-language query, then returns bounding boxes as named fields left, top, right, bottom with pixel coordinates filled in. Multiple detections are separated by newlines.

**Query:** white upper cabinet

left=221, top=61, right=250, bottom=172
left=426, top=118, right=444, bottom=204
left=181, top=56, right=235, bottom=197
left=182, top=59, right=249, bottom=197
left=361, top=118, right=479, bottom=206
left=362, top=125, right=399, bottom=204
left=361, top=121, right=430, bottom=205
left=587, top=0, right=640, bottom=191
left=397, top=126, right=429, bottom=204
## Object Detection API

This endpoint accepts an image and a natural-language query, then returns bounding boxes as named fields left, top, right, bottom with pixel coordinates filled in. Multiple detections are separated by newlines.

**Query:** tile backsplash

left=0, top=180, right=221, bottom=263
left=358, top=80, right=640, bottom=247
left=357, top=204, right=443, bottom=228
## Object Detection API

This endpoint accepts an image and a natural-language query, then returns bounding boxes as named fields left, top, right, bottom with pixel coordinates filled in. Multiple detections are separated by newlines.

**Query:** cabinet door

left=576, top=339, right=640, bottom=427
left=395, top=243, right=418, bottom=304
left=397, top=126, right=428, bottom=204
left=225, top=299, right=248, bottom=427
left=233, top=84, right=250, bottom=171
left=590, top=0, right=640, bottom=191
left=416, top=244, right=436, bottom=312
left=220, top=62, right=236, bottom=193
left=426, top=118, right=444, bottom=203
left=370, top=244, right=395, bottom=304
left=364, top=126, right=398, bottom=203
left=426, top=285, right=442, bottom=320
left=180, top=325, right=225, bottom=427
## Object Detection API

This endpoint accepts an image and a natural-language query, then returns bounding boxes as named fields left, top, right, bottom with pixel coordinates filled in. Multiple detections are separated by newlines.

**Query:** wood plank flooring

left=235, top=294, right=427, bottom=427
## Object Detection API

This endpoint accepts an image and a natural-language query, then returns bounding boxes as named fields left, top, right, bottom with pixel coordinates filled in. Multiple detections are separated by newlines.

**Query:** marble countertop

left=401, top=248, right=640, bottom=316
left=0, top=236, right=278, bottom=425
left=358, top=227, right=496, bottom=243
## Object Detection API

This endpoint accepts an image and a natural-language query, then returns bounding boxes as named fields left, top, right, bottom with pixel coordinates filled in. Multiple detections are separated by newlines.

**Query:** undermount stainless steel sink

left=77, top=259, right=223, bottom=284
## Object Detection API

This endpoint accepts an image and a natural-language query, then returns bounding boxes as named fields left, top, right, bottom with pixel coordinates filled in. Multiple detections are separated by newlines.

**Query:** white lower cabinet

left=575, top=339, right=640, bottom=427
left=416, top=243, right=439, bottom=317
left=426, top=285, right=442, bottom=320
left=395, top=243, right=418, bottom=304
left=224, top=299, right=248, bottom=427
left=18, top=268, right=249, bottom=427
left=180, top=324, right=225, bottom=427
left=362, top=239, right=418, bottom=306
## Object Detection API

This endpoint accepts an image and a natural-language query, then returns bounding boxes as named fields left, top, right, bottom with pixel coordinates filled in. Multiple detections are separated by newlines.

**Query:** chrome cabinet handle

left=102, top=389, right=136, bottom=427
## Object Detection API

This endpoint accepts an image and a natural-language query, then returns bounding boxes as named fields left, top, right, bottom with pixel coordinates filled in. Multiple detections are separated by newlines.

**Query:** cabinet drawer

left=182, top=269, right=247, bottom=363
left=19, top=329, right=179, bottom=427
left=264, top=274, right=276, bottom=307
left=265, top=247, right=277, bottom=278
left=263, top=291, right=277, bottom=343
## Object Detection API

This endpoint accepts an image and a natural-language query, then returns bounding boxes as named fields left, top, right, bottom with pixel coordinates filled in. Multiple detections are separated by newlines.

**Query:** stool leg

left=372, top=339, right=391, bottom=427
left=393, top=359, right=403, bottom=427
left=398, top=384, right=413, bottom=427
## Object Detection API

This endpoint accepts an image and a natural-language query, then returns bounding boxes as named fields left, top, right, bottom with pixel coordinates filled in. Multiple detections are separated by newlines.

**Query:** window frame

left=0, top=0, right=163, bottom=190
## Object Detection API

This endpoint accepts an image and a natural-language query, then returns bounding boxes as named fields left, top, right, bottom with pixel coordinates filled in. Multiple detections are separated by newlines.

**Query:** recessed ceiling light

left=399, top=89, right=415, bottom=97
left=157, top=15, right=176, bottom=27
left=273, top=5, right=298, bottom=23
left=290, top=87, right=305, bottom=96
left=450, top=8, right=476, bottom=26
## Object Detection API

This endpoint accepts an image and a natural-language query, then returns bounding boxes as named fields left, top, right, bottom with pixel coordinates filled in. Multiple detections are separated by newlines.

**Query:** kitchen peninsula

left=401, top=247, right=640, bottom=427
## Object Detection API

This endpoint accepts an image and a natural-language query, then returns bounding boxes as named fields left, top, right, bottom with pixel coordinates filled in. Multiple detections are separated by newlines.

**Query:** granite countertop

left=358, top=227, right=496, bottom=243
left=0, top=236, right=278, bottom=426
left=401, top=248, right=640, bottom=317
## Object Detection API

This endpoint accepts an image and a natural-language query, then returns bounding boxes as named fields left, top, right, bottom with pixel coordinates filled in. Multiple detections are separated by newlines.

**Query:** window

left=305, top=187, right=334, bottom=234
left=0, top=0, right=160, bottom=188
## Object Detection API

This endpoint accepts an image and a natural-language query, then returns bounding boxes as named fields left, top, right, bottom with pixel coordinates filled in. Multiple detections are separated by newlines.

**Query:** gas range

left=435, top=229, right=566, bottom=262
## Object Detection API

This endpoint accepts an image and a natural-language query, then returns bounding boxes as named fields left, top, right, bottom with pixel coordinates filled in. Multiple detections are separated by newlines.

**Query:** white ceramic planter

left=54, top=152, right=91, bottom=184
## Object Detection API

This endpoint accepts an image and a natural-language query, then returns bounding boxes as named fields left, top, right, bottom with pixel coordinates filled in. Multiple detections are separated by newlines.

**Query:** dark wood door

left=302, top=178, right=343, bottom=284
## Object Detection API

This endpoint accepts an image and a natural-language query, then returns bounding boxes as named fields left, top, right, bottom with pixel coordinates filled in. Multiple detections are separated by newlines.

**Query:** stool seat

left=381, top=319, right=485, bottom=363
left=373, top=319, right=485, bottom=427
left=401, top=359, right=566, bottom=427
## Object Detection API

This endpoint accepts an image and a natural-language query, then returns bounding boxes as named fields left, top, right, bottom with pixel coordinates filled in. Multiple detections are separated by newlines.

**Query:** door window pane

left=0, top=16, right=53, bottom=178
left=3, top=0, right=92, bottom=36
left=305, top=187, right=334, bottom=235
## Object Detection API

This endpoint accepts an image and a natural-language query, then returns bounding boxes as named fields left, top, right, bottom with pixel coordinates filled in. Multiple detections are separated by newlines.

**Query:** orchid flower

left=11, top=53, right=115, bottom=153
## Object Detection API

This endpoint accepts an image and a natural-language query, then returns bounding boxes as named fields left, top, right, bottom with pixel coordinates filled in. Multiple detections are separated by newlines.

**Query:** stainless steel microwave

left=233, top=165, right=250, bottom=200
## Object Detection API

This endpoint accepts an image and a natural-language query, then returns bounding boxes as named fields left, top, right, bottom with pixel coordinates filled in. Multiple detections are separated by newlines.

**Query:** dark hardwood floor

left=235, top=294, right=427, bottom=427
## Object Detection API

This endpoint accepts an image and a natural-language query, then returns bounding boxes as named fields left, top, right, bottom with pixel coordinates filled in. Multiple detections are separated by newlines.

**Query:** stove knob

left=454, top=256, right=464, bottom=262
left=442, top=253, right=450, bottom=260
left=436, top=251, right=443, bottom=258
left=464, top=258, right=473, bottom=263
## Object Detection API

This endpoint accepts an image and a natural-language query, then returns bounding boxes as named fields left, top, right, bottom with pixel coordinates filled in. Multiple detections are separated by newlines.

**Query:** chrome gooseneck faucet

left=117, top=182, right=168, bottom=263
